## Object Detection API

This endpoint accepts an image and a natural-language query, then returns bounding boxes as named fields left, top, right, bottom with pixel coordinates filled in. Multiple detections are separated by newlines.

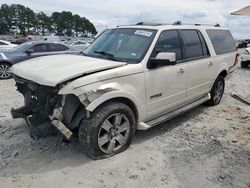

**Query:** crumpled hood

left=12, top=54, right=126, bottom=86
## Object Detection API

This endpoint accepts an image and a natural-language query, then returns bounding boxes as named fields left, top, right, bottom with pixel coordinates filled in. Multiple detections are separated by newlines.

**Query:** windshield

left=10, top=43, right=31, bottom=53
left=84, top=28, right=156, bottom=63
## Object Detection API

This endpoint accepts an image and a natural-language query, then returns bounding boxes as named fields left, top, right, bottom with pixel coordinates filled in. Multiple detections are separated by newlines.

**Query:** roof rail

left=136, top=22, right=164, bottom=26
left=173, top=21, right=220, bottom=27
left=173, top=21, right=182, bottom=25
left=117, top=21, right=221, bottom=28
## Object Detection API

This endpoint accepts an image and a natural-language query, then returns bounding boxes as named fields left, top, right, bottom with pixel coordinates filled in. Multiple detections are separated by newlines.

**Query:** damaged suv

left=11, top=22, right=238, bottom=159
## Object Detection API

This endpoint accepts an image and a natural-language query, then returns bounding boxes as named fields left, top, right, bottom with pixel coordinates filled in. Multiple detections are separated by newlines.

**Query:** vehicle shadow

left=1, top=105, right=207, bottom=178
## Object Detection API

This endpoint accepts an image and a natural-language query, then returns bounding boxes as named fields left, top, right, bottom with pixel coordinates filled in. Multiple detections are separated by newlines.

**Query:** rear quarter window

left=49, top=43, right=69, bottom=51
left=206, top=30, right=236, bottom=55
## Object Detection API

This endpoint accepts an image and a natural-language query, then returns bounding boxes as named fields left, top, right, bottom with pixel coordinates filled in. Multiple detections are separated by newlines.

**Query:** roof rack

left=173, top=21, right=220, bottom=27
left=136, top=22, right=164, bottom=26
left=117, top=21, right=220, bottom=28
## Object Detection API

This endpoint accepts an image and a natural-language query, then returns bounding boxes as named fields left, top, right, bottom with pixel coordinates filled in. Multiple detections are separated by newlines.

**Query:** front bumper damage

left=11, top=76, right=85, bottom=140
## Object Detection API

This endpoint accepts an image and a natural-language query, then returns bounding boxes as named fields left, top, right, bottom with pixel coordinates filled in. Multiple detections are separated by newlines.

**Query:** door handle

left=177, top=68, right=185, bottom=74
left=208, top=61, right=213, bottom=66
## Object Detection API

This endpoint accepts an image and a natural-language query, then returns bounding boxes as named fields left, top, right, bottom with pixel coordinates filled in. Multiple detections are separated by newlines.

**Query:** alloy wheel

left=98, top=113, right=130, bottom=154
left=0, top=64, right=11, bottom=79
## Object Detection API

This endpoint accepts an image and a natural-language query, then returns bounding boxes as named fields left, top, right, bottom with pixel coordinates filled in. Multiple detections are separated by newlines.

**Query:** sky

left=1, top=0, right=250, bottom=39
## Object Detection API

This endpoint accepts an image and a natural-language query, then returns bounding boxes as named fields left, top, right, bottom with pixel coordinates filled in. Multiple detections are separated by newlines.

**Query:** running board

left=137, top=94, right=210, bottom=130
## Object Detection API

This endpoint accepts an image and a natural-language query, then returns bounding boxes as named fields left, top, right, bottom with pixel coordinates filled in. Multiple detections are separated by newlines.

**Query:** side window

left=30, top=44, right=49, bottom=52
left=49, top=43, right=69, bottom=51
left=151, top=30, right=183, bottom=61
left=182, top=30, right=205, bottom=59
left=206, top=30, right=236, bottom=55
left=0, top=42, right=5, bottom=45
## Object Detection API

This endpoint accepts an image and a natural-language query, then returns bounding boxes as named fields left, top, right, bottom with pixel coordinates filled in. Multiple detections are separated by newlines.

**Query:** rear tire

left=0, top=63, right=12, bottom=79
left=241, top=61, right=248, bottom=68
left=205, top=76, right=225, bottom=106
left=79, top=101, right=136, bottom=159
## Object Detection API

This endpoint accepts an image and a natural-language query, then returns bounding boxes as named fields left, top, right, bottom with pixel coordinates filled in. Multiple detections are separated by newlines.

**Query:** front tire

left=206, top=76, right=225, bottom=106
left=79, top=101, right=136, bottom=159
left=241, top=61, right=248, bottom=68
left=0, top=63, right=12, bottom=79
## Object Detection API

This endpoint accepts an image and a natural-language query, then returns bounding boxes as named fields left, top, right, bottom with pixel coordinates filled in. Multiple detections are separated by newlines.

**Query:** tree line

left=0, top=4, right=97, bottom=37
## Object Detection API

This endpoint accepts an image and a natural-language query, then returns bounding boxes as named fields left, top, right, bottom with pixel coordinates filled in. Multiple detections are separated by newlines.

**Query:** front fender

left=85, top=90, right=141, bottom=111
left=59, top=82, right=146, bottom=121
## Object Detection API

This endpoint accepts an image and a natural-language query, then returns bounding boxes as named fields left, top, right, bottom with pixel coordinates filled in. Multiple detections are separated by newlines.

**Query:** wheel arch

left=218, top=69, right=228, bottom=78
left=0, top=60, right=12, bottom=66
left=86, top=92, right=140, bottom=123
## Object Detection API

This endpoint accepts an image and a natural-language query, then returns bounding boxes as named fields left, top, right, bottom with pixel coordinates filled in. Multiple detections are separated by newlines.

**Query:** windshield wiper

left=94, top=50, right=118, bottom=61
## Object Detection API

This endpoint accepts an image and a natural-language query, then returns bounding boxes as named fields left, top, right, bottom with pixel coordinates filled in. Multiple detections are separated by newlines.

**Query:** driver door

left=145, top=30, right=188, bottom=120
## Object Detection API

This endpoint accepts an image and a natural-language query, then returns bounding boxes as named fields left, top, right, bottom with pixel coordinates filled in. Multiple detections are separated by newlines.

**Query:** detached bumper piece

left=11, top=104, right=33, bottom=119
left=26, top=114, right=58, bottom=140
left=51, top=119, right=73, bottom=140
left=11, top=106, right=58, bottom=140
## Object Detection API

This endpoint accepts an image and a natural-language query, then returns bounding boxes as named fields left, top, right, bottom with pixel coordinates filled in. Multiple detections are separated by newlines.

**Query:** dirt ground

left=0, top=65, right=249, bottom=188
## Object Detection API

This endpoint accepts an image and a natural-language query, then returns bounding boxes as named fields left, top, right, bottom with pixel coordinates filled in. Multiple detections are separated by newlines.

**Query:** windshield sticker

left=134, top=30, right=153, bottom=37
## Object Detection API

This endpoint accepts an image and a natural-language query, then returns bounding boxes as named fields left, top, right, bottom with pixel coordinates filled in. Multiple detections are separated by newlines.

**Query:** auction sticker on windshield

left=134, top=30, right=153, bottom=37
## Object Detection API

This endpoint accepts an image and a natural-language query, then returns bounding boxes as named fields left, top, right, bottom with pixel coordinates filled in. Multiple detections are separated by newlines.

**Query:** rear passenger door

left=181, top=30, right=212, bottom=101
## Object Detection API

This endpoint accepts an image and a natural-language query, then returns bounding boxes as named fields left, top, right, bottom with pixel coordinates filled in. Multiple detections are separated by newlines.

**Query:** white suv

left=241, top=47, right=250, bottom=68
left=11, top=22, right=238, bottom=159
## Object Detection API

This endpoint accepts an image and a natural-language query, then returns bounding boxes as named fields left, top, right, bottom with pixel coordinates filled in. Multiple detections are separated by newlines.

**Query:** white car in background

left=241, top=47, right=250, bottom=68
left=0, top=40, right=17, bottom=51
left=70, top=40, right=90, bottom=51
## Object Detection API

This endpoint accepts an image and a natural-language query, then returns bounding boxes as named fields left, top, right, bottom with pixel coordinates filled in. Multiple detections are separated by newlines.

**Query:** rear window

left=206, top=30, right=236, bottom=55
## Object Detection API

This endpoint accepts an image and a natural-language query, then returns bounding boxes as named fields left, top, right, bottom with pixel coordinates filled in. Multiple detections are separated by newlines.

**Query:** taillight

left=234, top=53, right=240, bottom=65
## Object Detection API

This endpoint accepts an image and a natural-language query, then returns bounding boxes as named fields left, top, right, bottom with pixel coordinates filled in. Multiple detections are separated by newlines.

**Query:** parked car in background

left=10, top=22, right=238, bottom=159
left=0, top=40, right=17, bottom=51
left=83, top=38, right=94, bottom=43
left=0, top=41, right=81, bottom=79
left=238, top=39, right=250, bottom=48
left=11, top=37, right=28, bottom=45
left=241, top=47, right=250, bottom=68
left=43, top=36, right=61, bottom=42
left=70, top=40, right=90, bottom=51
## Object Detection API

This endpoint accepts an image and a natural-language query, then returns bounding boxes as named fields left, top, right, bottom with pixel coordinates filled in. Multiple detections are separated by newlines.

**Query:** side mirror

left=25, top=49, right=34, bottom=55
left=148, top=52, right=176, bottom=69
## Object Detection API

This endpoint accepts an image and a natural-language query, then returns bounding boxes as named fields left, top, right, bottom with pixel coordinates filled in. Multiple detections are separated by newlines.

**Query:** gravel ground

left=0, top=65, right=249, bottom=188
